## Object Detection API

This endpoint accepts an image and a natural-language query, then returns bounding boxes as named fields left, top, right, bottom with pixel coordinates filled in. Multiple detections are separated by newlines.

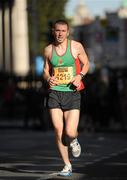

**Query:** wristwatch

left=47, top=76, right=51, bottom=82
left=79, top=72, right=85, bottom=79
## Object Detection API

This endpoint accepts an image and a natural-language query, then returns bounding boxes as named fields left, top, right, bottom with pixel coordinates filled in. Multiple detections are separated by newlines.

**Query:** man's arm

left=43, top=46, right=58, bottom=86
left=71, top=42, right=90, bottom=87
left=43, top=47, right=51, bottom=82
left=77, top=42, right=90, bottom=76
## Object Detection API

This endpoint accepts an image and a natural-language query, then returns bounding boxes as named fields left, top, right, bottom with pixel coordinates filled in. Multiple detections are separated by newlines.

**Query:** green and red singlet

left=50, top=39, right=84, bottom=91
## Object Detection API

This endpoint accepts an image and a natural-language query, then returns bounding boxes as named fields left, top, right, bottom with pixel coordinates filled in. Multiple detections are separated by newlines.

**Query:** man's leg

left=64, top=109, right=81, bottom=157
left=49, top=108, right=71, bottom=166
left=64, top=109, right=80, bottom=139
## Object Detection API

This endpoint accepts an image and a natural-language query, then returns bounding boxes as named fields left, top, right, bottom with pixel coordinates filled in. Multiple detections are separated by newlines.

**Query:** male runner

left=43, top=19, right=89, bottom=176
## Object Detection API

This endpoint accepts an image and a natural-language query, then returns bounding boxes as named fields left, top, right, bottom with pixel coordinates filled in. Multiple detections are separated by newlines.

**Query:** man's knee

left=65, top=128, right=77, bottom=139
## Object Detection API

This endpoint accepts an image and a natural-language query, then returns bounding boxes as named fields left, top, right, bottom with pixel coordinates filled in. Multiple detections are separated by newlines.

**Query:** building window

left=106, top=26, right=119, bottom=42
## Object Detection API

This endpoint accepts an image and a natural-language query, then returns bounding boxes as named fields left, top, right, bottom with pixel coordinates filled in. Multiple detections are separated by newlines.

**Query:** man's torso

left=49, top=39, right=78, bottom=92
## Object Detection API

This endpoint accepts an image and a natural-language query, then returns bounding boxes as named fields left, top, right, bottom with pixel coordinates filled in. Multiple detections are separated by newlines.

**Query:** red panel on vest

left=75, top=58, right=85, bottom=91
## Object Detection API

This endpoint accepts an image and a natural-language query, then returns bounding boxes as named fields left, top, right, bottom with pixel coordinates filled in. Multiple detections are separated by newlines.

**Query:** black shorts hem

left=47, top=90, right=81, bottom=110
left=48, top=106, right=80, bottom=111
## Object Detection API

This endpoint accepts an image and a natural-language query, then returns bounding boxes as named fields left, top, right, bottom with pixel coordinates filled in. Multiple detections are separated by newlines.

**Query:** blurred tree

left=27, top=0, right=68, bottom=58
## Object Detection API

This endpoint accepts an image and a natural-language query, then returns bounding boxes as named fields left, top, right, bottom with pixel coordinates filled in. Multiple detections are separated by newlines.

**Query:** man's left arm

left=77, top=43, right=90, bottom=77
left=70, top=42, right=90, bottom=87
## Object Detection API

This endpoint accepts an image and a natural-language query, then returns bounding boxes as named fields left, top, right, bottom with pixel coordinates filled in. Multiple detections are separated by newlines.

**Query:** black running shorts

left=47, top=90, right=81, bottom=110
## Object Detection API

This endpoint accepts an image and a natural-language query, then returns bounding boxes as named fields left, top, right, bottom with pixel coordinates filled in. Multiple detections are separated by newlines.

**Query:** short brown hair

left=53, top=19, right=69, bottom=29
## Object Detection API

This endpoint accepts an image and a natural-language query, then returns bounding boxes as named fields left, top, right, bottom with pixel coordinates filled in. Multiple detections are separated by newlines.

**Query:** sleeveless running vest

left=50, top=39, right=80, bottom=91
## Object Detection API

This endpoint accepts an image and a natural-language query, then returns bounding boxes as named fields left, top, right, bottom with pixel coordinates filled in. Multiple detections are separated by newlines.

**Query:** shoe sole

left=58, top=172, right=72, bottom=177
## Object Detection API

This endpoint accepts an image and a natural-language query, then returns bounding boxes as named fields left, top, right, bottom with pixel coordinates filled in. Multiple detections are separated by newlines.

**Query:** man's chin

left=57, top=39, right=63, bottom=43
left=57, top=38, right=64, bottom=43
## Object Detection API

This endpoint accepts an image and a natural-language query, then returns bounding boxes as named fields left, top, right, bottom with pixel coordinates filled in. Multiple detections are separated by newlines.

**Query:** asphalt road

left=0, top=129, right=127, bottom=180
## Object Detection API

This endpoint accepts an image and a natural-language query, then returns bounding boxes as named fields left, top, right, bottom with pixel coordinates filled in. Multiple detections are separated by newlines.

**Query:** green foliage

left=27, top=0, right=68, bottom=56
left=122, top=0, right=127, bottom=7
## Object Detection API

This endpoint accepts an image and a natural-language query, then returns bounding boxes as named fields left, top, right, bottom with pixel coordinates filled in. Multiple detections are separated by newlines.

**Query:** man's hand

left=70, top=75, right=82, bottom=88
left=48, top=76, right=59, bottom=87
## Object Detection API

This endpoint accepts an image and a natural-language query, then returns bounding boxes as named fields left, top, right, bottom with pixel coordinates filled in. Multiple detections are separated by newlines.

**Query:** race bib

left=54, top=67, right=73, bottom=84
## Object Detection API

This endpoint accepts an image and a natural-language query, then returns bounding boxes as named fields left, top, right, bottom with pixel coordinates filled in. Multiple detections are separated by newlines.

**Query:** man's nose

left=59, top=31, right=62, bottom=35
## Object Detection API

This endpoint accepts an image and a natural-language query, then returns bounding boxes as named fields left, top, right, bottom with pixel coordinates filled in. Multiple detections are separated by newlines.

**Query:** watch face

left=80, top=73, right=84, bottom=78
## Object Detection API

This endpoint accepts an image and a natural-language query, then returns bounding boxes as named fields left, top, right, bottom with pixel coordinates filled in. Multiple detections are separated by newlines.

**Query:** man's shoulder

left=44, top=44, right=52, bottom=57
left=71, top=39, right=82, bottom=48
left=44, top=44, right=52, bottom=51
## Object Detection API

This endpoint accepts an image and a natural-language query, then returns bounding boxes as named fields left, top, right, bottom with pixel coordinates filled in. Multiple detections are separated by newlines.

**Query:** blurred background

left=0, top=0, right=127, bottom=132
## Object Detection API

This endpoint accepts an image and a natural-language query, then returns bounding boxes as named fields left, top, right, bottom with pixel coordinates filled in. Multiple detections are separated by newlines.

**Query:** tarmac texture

left=0, top=129, right=127, bottom=180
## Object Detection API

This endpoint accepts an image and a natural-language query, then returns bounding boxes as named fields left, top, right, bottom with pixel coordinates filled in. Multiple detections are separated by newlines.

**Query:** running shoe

left=58, top=164, right=72, bottom=177
left=70, top=138, right=81, bottom=157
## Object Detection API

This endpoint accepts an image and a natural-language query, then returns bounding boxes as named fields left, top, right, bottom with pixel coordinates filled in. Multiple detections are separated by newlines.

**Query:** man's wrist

left=79, top=72, right=85, bottom=79
left=47, top=76, right=51, bottom=82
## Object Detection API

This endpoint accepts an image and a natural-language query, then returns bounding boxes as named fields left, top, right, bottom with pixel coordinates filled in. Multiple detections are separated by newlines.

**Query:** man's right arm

left=43, top=47, right=51, bottom=82
left=43, top=46, right=58, bottom=86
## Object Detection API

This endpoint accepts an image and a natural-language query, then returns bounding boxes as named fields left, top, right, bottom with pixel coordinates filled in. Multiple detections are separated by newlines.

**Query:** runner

left=43, top=19, right=89, bottom=176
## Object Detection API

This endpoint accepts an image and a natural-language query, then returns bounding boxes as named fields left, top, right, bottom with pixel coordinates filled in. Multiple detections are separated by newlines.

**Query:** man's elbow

left=87, top=60, right=90, bottom=71
left=42, top=69, right=46, bottom=79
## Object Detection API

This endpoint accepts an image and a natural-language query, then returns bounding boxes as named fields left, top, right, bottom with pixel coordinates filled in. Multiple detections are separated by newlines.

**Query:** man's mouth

left=57, top=37, right=63, bottom=41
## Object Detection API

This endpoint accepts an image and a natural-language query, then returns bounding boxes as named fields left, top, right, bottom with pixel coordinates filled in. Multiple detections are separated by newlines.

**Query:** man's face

left=53, top=23, right=69, bottom=43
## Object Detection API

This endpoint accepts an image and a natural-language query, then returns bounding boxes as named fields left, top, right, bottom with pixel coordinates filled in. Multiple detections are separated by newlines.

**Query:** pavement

left=0, top=129, right=127, bottom=180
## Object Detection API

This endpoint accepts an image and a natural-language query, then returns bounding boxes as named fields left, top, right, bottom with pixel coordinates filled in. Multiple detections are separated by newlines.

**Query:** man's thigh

left=64, top=109, right=80, bottom=133
left=49, top=108, right=64, bottom=131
